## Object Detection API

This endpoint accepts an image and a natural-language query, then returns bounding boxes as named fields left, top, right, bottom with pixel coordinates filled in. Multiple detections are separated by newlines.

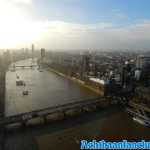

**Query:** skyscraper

left=31, top=44, right=34, bottom=61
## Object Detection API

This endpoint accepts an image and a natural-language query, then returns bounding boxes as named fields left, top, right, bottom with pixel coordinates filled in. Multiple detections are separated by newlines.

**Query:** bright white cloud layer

left=9, top=0, right=32, bottom=4
left=1, top=19, right=150, bottom=50
left=0, top=0, right=150, bottom=50
left=35, top=20, right=150, bottom=50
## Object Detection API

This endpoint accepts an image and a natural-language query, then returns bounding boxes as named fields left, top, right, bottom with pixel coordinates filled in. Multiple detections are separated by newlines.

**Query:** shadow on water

left=4, top=59, right=150, bottom=150
left=4, top=106, right=150, bottom=150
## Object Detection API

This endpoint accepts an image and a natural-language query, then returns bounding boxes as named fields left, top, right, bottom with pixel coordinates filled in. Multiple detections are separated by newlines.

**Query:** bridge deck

left=129, top=101, right=150, bottom=113
left=0, top=97, right=108, bottom=127
left=126, top=108, right=150, bottom=123
left=9, top=65, right=38, bottom=68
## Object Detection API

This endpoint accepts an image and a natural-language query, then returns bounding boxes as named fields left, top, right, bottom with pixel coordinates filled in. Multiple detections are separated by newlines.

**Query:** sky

left=0, top=0, right=150, bottom=50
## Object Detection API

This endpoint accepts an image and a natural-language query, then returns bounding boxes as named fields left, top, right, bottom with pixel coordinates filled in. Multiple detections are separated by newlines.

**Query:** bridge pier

left=21, top=121, right=27, bottom=128
left=43, top=116, right=47, bottom=124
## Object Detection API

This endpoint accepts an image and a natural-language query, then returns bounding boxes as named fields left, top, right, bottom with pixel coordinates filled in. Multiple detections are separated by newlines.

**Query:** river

left=5, top=59, right=97, bottom=116
left=4, top=59, right=150, bottom=150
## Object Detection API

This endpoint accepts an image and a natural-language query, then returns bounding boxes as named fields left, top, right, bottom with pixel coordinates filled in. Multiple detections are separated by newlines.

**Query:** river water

left=4, top=59, right=150, bottom=150
left=5, top=59, right=97, bottom=116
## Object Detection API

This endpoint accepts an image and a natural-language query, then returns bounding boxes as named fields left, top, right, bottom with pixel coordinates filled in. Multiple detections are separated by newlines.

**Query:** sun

left=0, top=1, right=41, bottom=49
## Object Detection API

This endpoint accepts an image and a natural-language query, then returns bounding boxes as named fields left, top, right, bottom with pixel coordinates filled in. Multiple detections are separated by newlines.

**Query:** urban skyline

left=0, top=1, right=150, bottom=150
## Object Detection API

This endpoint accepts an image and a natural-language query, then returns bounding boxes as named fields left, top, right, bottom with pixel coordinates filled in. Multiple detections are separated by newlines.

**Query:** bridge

left=0, top=97, right=109, bottom=128
left=126, top=101, right=150, bottom=124
left=9, top=64, right=40, bottom=70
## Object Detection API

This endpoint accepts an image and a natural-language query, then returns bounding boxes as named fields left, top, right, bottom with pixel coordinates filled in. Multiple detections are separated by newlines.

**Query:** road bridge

left=126, top=101, right=150, bottom=125
left=0, top=97, right=109, bottom=127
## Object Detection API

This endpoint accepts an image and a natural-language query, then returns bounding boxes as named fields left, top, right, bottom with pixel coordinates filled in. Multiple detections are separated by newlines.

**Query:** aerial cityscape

left=0, top=0, right=150, bottom=150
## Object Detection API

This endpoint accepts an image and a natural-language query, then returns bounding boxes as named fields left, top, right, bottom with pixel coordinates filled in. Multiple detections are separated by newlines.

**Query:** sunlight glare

left=0, top=1, right=41, bottom=48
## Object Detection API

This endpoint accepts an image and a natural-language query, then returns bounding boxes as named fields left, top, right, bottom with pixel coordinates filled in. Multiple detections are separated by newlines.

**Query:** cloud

left=34, top=20, right=150, bottom=50
left=115, top=13, right=128, bottom=20
left=0, top=0, right=149, bottom=50
left=8, top=0, right=32, bottom=4
left=0, top=13, right=150, bottom=50
left=42, top=21, right=113, bottom=33
left=112, top=9, right=128, bottom=20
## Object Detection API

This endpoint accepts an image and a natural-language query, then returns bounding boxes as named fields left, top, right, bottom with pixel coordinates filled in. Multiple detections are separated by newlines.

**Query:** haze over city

left=0, top=0, right=150, bottom=50
left=0, top=1, right=150, bottom=150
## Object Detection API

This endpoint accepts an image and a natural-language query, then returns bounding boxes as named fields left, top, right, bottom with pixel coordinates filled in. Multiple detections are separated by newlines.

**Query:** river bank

left=0, top=72, right=5, bottom=116
left=0, top=71, right=6, bottom=150
left=4, top=59, right=150, bottom=150
left=4, top=105, right=150, bottom=150
left=47, top=67, right=104, bottom=96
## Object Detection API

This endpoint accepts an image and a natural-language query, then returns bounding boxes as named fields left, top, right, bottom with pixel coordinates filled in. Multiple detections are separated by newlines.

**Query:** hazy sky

left=1, top=0, right=150, bottom=50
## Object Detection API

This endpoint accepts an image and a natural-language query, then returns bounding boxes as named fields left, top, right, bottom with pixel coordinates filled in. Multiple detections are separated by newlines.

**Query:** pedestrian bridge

left=0, top=97, right=109, bottom=128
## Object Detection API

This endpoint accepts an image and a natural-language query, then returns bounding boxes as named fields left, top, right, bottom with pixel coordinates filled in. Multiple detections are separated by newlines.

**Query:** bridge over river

left=3, top=58, right=150, bottom=150
left=5, top=59, right=98, bottom=117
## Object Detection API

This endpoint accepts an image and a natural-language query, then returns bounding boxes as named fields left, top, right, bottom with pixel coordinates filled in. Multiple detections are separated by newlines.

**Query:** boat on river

left=16, top=80, right=24, bottom=86
left=22, top=90, right=29, bottom=96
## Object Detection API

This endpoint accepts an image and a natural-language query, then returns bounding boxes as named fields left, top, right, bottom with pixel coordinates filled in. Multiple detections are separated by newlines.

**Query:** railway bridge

left=10, top=64, right=39, bottom=69
left=8, top=64, right=40, bottom=71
